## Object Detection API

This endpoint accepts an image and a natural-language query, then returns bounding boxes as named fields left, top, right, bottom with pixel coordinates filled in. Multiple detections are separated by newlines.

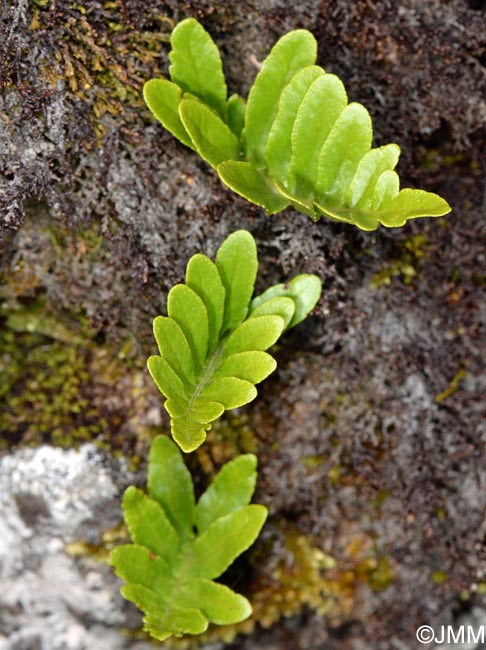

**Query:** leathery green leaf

left=243, top=29, right=317, bottom=165
left=110, top=545, right=173, bottom=594
left=175, top=579, right=252, bottom=625
left=168, top=397, right=225, bottom=423
left=144, top=20, right=451, bottom=230
left=149, top=231, right=321, bottom=452
left=121, top=584, right=165, bottom=616
left=249, top=296, right=296, bottom=328
left=195, top=454, right=257, bottom=533
left=144, top=607, right=208, bottom=642
left=224, top=314, right=285, bottom=355
left=216, top=230, right=258, bottom=333
left=148, top=435, right=195, bottom=541
left=171, top=404, right=223, bottom=454
left=288, top=73, right=348, bottom=197
left=168, top=399, right=225, bottom=454
left=217, top=161, right=290, bottom=214
left=274, top=180, right=317, bottom=218
left=315, top=178, right=451, bottom=230
left=379, top=188, right=452, bottom=227
left=169, top=18, right=227, bottom=118
left=249, top=283, right=286, bottom=312
left=147, top=355, right=187, bottom=406
left=286, top=274, right=323, bottom=327
left=373, top=169, right=400, bottom=209
left=112, top=437, right=267, bottom=640
left=265, top=65, right=324, bottom=181
left=153, top=316, right=195, bottom=385
left=185, top=254, right=225, bottom=354
left=186, top=505, right=268, bottom=579
left=346, top=144, right=400, bottom=209
left=316, top=102, right=372, bottom=198
left=122, top=487, right=179, bottom=560
left=227, top=93, right=246, bottom=137
left=168, top=284, right=209, bottom=371
left=250, top=274, right=322, bottom=328
left=313, top=200, right=359, bottom=225
left=179, top=99, right=240, bottom=167
left=143, top=79, right=194, bottom=150
left=201, top=376, right=257, bottom=409
left=125, top=585, right=208, bottom=638
left=217, top=350, right=277, bottom=384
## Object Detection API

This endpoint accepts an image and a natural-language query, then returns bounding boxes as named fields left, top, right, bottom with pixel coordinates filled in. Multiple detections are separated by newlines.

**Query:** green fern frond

left=143, top=18, right=451, bottom=230
left=148, top=230, right=321, bottom=453
left=111, top=435, right=267, bottom=641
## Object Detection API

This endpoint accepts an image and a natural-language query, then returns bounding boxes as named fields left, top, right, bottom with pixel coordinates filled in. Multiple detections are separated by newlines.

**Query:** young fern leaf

left=144, top=18, right=451, bottom=230
left=242, top=29, right=317, bottom=167
left=179, top=99, right=240, bottom=167
left=148, top=230, right=321, bottom=453
left=111, top=435, right=267, bottom=641
left=169, top=17, right=228, bottom=119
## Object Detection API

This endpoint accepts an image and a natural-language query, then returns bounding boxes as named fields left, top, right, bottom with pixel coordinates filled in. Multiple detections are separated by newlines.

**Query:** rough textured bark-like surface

left=1, top=1, right=485, bottom=649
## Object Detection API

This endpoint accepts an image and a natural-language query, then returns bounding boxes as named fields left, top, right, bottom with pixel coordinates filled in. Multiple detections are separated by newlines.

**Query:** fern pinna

left=144, top=18, right=451, bottom=230
left=148, top=230, right=321, bottom=453
left=111, top=435, right=267, bottom=640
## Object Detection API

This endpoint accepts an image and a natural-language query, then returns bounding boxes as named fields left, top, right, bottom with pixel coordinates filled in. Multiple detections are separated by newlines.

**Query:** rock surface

left=0, top=445, right=154, bottom=650
left=1, top=0, right=485, bottom=649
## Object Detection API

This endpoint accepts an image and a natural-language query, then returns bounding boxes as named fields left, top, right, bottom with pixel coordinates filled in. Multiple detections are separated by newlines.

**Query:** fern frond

left=148, top=230, right=321, bottom=453
left=143, top=18, right=451, bottom=230
left=110, top=436, right=267, bottom=641
left=169, top=17, right=228, bottom=119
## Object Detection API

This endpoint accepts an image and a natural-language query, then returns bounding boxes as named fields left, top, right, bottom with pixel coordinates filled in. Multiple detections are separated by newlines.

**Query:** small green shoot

left=147, top=230, right=321, bottom=452
left=144, top=18, right=451, bottom=230
left=111, top=435, right=267, bottom=641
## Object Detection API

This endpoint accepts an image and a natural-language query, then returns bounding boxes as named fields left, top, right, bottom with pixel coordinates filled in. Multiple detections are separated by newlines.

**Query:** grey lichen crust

left=0, top=445, right=149, bottom=650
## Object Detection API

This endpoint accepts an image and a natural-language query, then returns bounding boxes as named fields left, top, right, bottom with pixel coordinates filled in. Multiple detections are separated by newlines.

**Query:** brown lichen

left=26, top=1, right=173, bottom=140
